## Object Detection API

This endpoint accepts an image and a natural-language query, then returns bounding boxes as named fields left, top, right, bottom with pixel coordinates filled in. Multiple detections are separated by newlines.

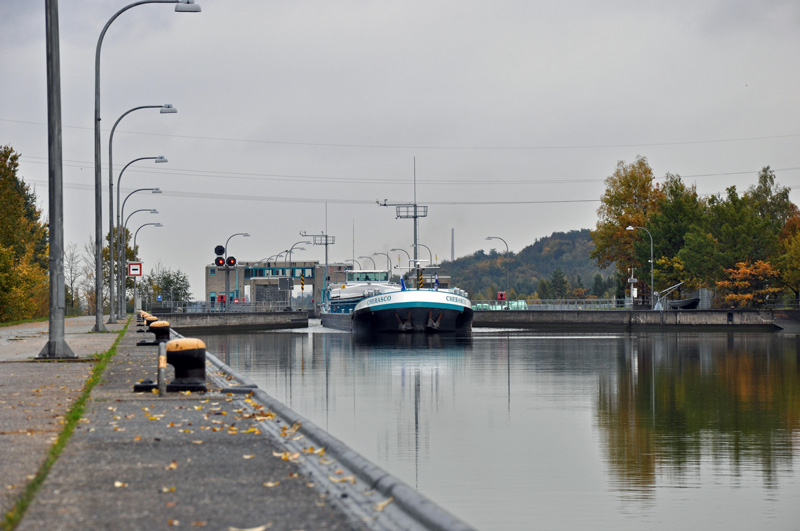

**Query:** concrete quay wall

left=150, top=311, right=308, bottom=334
left=473, top=309, right=778, bottom=331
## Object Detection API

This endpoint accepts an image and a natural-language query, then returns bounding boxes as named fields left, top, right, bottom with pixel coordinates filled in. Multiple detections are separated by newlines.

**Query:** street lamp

left=390, top=248, right=411, bottom=268
left=287, top=240, right=312, bottom=267
left=626, top=225, right=655, bottom=310
left=486, top=236, right=510, bottom=309
left=107, top=105, right=175, bottom=322
left=358, top=255, right=376, bottom=269
left=224, top=232, right=249, bottom=312
left=132, top=222, right=163, bottom=311
left=373, top=252, right=391, bottom=271
left=267, top=251, right=287, bottom=263
left=121, top=208, right=157, bottom=309
left=119, top=188, right=161, bottom=310
left=411, top=243, right=433, bottom=266
left=93, top=0, right=200, bottom=331
left=116, top=157, right=167, bottom=315
left=38, top=0, right=75, bottom=357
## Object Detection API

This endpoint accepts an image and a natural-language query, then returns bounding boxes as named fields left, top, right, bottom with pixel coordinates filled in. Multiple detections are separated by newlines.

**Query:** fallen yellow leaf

left=374, top=497, right=394, bottom=512
left=263, top=481, right=280, bottom=488
left=227, top=524, right=272, bottom=531
left=328, top=475, right=355, bottom=484
left=114, top=481, right=128, bottom=488
left=165, top=460, right=178, bottom=470
left=243, top=454, right=255, bottom=460
left=161, top=486, right=177, bottom=493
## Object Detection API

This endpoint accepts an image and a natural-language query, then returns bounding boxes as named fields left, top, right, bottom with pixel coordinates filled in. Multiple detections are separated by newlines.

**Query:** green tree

left=537, top=278, right=550, bottom=299
left=141, top=262, right=192, bottom=303
left=591, top=156, right=664, bottom=281
left=591, top=273, right=606, bottom=297
left=777, top=233, right=800, bottom=300
left=0, top=146, right=49, bottom=321
left=645, top=174, right=704, bottom=266
left=550, top=268, right=569, bottom=298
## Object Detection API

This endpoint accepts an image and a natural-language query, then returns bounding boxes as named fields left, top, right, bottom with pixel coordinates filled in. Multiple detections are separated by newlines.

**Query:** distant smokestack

left=451, top=228, right=454, bottom=261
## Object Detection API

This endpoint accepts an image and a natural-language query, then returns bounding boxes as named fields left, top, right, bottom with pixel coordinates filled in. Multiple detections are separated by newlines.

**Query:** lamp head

left=243, top=233, right=251, bottom=238
left=159, top=104, right=177, bottom=114
left=155, top=156, right=168, bottom=163
left=155, top=223, right=163, bottom=228
left=150, top=209, right=159, bottom=214
left=175, top=0, right=201, bottom=12
left=626, top=226, right=634, bottom=231
left=152, top=188, right=163, bottom=194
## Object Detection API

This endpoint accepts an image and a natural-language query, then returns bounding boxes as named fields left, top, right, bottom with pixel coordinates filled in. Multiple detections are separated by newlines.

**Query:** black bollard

left=149, top=320, right=171, bottom=343
left=166, top=338, right=207, bottom=392
left=137, top=319, right=169, bottom=346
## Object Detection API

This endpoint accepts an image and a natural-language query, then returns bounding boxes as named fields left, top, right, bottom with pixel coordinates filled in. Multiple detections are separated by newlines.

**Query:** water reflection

left=197, top=329, right=800, bottom=530
left=597, top=333, right=800, bottom=500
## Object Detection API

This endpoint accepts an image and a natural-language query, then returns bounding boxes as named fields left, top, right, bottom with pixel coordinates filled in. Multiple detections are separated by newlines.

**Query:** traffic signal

left=214, top=256, right=225, bottom=267
left=226, top=256, right=237, bottom=267
left=214, top=245, right=225, bottom=256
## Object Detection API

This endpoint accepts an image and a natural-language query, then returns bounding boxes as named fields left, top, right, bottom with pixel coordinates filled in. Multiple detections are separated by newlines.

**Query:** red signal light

left=214, top=257, right=225, bottom=267
left=226, top=256, right=237, bottom=267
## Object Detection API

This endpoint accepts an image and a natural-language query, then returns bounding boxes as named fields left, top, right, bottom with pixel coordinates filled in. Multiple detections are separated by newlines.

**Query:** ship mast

left=378, top=158, right=428, bottom=290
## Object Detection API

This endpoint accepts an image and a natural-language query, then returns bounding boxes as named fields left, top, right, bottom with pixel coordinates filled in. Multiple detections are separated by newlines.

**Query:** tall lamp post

left=626, top=225, right=655, bottom=310
left=412, top=243, right=433, bottom=266
left=121, top=208, right=158, bottom=309
left=116, top=156, right=166, bottom=314
left=107, top=105, right=175, bottom=322
left=93, top=0, right=200, bottom=331
left=373, top=252, right=391, bottom=271
left=390, top=248, right=411, bottom=267
left=486, top=236, right=510, bottom=309
left=287, top=240, right=311, bottom=267
left=38, top=0, right=75, bottom=357
left=133, top=222, right=162, bottom=311
left=120, top=188, right=161, bottom=312
left=224, top=232, right=249, bottom=312
left=358, top=255, right=376, bottom=269
left=391, top=248, right=411, bottom=284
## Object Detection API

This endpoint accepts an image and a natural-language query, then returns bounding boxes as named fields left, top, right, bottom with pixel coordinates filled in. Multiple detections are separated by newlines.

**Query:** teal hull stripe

left=358, top=301, right=467, bottom=312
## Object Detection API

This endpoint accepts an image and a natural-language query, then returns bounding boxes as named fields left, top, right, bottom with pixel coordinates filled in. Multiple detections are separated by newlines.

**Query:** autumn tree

left=0, top=146, right=49, bottom=321
left=591, top=156, right=664, bottom=288
left=716, top=261, right=781, bottom=308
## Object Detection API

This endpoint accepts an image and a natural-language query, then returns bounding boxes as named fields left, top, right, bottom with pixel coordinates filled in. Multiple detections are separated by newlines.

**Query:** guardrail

left=472, top=298, right=625, bottom=311
left=141, top=301, right=293, bottom=313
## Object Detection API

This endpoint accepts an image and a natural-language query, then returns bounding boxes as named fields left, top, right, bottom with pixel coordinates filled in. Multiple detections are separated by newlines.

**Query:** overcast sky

left=2, top=0, right=799, bottom=298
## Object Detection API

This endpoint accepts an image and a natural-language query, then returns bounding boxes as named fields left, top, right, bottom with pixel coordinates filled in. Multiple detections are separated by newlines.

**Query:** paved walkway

left=1, top=316, right=367, bottom=530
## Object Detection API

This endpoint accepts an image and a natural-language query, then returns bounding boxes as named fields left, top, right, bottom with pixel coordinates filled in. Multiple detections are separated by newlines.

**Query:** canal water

left=196, top=323, right=800, bottom=530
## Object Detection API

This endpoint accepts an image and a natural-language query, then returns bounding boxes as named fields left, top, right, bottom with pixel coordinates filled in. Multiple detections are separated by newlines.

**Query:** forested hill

left=439, top=229, right=612, bottom=300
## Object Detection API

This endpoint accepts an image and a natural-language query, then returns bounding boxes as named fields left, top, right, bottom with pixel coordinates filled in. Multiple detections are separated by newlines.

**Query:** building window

left=209, top=269, right=216, bottom=276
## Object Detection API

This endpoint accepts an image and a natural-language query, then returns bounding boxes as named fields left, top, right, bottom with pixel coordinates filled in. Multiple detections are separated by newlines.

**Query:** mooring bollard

left=166, top=338, right=207, bottom=392
left=136, top=320, right=170, bottom=346
left=149, top=320, right=171, bottom=343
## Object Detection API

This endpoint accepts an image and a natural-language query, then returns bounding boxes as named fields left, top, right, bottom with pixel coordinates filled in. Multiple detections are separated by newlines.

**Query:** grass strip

left=1, top=317, right=131, bottom=530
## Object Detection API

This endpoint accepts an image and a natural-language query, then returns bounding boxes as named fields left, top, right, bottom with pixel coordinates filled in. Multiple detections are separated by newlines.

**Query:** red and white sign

left=128, top=262, right=143, bottom=277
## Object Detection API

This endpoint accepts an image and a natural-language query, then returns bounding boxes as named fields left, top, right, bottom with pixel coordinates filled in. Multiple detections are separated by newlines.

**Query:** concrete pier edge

left=204, top=350, right=475, bottom=531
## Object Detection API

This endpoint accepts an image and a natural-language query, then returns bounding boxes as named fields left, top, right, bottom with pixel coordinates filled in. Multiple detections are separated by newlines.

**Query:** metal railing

left=472, top=298, right=624, bottom=311
left=141, top=300, right=296, bottom=313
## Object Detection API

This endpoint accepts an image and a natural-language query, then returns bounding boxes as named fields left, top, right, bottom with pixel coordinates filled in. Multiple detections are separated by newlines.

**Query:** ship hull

left=351, top=290, right=473, bottom=335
